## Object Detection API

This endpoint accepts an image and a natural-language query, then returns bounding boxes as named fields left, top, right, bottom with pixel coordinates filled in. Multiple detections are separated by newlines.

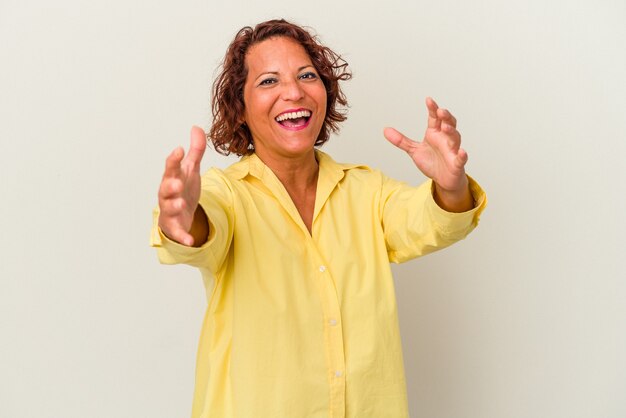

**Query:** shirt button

left=329, top=319, right=337, bottom=326
left=335, top=370, right=343, bottom=377
left=319, top=265, right=326, bottom=272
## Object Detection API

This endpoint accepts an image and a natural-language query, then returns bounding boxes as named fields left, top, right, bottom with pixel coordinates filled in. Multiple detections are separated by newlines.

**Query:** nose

left=280, top=79, right=304, bottom=101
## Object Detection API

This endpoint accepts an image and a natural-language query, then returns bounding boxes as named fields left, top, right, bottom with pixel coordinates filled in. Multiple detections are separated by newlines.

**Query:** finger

left=159, top=177, right=185, bottom=200
left=164, top=147, right=184, bottom=178
left=383, top=127, right=418, bottom=153
left=437, top=108, right=457, bottom=128
left=426, top=97, right=441, bottom=130
left=442, top=123, right=462, bottom=151
left=455, top=148, right=469, bottom=168
left=157, top=198, right=193, bottom=233
left=160, top=224, right=195, bottom=247
left=184, top=126, right=207, bottom=169
left=158, top=200, right=180, bottom=218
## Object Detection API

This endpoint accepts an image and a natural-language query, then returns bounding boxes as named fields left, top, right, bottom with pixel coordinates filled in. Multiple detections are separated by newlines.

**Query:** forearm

left=433, top=176, right=474, bottom=213
left=189, top=205, right=210, bottom=247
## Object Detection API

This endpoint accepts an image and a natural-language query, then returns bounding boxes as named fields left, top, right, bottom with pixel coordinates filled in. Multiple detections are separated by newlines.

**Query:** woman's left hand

left=384, top=97, right=473, bottom=212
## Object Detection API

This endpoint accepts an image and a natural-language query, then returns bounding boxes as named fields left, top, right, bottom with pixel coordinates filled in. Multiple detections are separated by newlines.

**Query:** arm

left=151, top=127, right=234, bottom=272
left=380, top=173, right=486, bottom=264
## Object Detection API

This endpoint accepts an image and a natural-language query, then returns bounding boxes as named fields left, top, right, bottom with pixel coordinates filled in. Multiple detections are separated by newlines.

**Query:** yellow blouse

left=151, top=150, right=486, bottom=418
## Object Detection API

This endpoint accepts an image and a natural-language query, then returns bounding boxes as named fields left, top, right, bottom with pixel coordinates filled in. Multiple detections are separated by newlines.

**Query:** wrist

left=433, top=177, right=474, bottom=213
left=189, top=205, right=209, bottom=247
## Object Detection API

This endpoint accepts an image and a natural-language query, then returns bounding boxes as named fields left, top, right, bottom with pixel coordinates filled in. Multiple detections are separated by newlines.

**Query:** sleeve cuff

left=427, top=175, right=487, bottom=234
left=149, top=203, right=219, bottom=268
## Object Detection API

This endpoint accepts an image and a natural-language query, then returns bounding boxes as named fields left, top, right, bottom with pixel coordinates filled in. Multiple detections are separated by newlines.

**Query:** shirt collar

left=224, top=150, right=367, bottom=228
left=224, top=149, right=365, bottom=182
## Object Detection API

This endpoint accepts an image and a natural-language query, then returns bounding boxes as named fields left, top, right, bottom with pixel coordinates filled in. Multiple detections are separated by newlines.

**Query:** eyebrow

left=254, top=65, right=315, bottom=82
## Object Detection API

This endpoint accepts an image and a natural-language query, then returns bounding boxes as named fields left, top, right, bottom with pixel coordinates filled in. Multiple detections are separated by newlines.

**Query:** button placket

left=309, top=250, right=346, bottom=417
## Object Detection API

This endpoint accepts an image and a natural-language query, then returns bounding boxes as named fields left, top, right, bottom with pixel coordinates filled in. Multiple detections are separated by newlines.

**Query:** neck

left=254, top=148, right=319, bottom=190
left=253, top=148, right=319, bottom=235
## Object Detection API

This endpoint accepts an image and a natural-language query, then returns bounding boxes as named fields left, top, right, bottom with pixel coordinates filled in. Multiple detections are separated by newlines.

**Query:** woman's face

left=242, top=36, right=327, bottom=161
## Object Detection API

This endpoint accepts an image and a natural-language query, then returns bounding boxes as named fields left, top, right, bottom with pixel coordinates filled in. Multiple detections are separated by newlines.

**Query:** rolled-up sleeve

left=381, top=174, right=487, bottom=263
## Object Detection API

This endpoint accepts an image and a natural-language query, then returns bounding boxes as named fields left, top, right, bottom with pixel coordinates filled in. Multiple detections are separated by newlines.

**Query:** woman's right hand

left=158, top=126, right=208, bottom=247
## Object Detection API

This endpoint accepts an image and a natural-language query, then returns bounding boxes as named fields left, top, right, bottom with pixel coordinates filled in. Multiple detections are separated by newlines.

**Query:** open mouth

left=275, top=109, right=312, bottom=129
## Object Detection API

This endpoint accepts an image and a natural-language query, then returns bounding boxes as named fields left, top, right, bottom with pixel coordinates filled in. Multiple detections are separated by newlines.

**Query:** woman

left=151, top=19, right=486, bottom=418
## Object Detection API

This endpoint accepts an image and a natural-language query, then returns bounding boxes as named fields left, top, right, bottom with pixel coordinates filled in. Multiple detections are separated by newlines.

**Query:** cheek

left=243, top=101, right=259, bottom=127
left=242, top=84, right=258, bottom=121
left=316, top=85, right=328, bottom=111
left=318, top=92, right=328, bottom=117
left=245, top=93, right=272, bottom=118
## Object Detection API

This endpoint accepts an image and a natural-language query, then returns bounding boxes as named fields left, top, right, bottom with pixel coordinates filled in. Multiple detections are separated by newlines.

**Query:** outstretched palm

left=384, top=97, right=468, bottom=193
left=158, top=126, right=207, bottom=246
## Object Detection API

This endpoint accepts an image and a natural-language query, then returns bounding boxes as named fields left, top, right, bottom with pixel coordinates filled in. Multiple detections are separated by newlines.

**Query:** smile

left=275, top=108, right=312, bottom=131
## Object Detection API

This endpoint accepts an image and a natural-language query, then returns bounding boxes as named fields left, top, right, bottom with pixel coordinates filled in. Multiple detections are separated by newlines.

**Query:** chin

left=278, top=133, right=317, bottom=152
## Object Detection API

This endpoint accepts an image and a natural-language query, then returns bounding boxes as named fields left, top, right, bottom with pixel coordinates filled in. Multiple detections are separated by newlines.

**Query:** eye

left=299, top=71, right=318, bottom=80
left=259, top=77, right=277, bottom=86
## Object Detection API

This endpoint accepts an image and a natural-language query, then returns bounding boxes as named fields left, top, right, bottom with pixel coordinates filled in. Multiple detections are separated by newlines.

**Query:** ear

left=237, top=100, right=248, bottom=128
left=237, top=108, right=247, bottom=127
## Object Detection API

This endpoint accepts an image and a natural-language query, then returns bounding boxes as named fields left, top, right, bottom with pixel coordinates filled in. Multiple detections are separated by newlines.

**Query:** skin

left=158, top=38, right=473, bottom=247
left=241, top=37, right=327, bottom=233
left=157, top=126, right=208, bottom=247
left=383, top=97, right=474, bottom=213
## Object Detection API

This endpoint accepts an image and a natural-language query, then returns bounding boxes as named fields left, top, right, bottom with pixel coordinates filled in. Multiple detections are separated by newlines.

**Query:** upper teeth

left=276, top=110, right=311, bottom=122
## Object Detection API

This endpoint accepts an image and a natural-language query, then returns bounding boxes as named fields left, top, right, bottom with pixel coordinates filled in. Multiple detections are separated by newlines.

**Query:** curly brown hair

left=208, top=19, right=352, bottom=156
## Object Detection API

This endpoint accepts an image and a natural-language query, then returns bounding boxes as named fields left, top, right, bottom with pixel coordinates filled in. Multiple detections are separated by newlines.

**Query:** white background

left=1, top=0, right=625, bottom=417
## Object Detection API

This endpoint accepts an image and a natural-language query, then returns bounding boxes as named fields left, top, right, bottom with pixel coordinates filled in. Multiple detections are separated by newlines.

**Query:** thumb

left=383, top=127, right=415, bottom=153
left=186, top=125, right=207, bottom=168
